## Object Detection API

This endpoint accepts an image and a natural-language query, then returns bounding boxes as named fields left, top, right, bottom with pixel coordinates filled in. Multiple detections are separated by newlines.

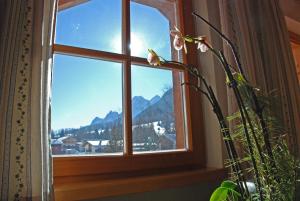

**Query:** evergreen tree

left=107, top=124, right=123, bottom=153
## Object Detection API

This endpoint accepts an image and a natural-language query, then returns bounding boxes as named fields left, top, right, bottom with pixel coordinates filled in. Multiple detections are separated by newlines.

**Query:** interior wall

left=291, top=42, right=300, bottom=83
left=281, top=0, right=300, bottom=84
left=192, top=0, right=226, bottom=168
left=279, top=0, right=300, bottom=22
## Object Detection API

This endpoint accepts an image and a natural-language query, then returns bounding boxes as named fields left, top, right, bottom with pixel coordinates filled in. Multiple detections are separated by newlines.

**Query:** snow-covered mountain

left=132, top=96, right=151, bottom=117
left=53, top=89, right=175, bottom=141
left=150, top=95, right=160, bottom=105
left=90, top=111, right=120, bottom=125
left=133, top=89, right=174, bottom=124
left=90, top=94, right=164, bottom=126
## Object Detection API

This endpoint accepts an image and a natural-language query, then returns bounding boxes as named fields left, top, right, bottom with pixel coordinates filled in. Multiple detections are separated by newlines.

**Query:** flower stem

left=192, top=12, right=245, bottom=76
left=192, top=12, right=277, bottom=175
left=218, top=51, right=264, bottom=201
left=165, top=60, right=250, bottom=199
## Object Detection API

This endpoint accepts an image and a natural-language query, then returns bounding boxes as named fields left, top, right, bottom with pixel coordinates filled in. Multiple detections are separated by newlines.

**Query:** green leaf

left=235, top=73, right=246, bottom=83
left=225, top=75, right=230, bottom=84
left=184, top=35, right=194, bottom=42
left=210, top=187, right=229, bottom=201
left=231, top=189, right=241, bottom=198
left=148, top=48, right=155, bottom=54
left=221, top=180, right=238, bottom=190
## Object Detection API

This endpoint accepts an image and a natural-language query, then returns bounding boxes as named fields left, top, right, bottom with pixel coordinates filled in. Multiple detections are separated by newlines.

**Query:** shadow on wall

left=88, top=182, right=219, bottom=201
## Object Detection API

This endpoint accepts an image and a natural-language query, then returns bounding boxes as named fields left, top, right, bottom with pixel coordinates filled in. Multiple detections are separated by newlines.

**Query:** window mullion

left=122, top=0, right=132, bottom=155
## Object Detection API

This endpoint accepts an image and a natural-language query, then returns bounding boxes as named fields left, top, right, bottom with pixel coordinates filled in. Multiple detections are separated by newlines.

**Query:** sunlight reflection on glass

left=111, top=32, right=148, bottom=57
left=130, top=0, right=176, bottom=60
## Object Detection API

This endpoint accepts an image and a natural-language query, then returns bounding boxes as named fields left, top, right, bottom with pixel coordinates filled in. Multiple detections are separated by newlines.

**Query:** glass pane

left=51, top=54, right=123, bottom=155
left=55, top=0, right=122, bottom=53
left=130, top=0, right=178, bottom=60
left=131, top=65, right=186, bottom=153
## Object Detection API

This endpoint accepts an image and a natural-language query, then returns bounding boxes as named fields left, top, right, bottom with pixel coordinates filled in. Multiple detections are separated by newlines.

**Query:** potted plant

left=147, top=12, right=299, bottom=201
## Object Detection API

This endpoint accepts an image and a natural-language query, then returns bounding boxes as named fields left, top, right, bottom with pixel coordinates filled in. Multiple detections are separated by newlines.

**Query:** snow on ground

left=152, top=121, right=165, bottom=135
left=132, top=121, right=166, bottom=135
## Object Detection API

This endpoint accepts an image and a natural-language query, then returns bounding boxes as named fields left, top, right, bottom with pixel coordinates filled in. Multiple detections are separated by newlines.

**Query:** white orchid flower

left=170, top=26, right=187, bottom=53
left=173, top=35, right=185, bottom=51
left=195, top=36, right=210, bottom=53
left=197, top=43, right=209, bottom=52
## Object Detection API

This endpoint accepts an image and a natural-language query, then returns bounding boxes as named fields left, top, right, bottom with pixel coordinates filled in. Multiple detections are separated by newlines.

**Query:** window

left=52, top=0, right=205, bottom=183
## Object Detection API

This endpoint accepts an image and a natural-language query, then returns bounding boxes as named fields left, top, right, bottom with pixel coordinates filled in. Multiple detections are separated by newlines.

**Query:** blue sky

left=52, top=0, right=174, bottom=130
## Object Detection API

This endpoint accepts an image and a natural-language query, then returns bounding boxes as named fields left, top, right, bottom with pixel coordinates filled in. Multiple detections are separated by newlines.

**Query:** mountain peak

left=150, top=95, right=160, bottom=105
left=133, top=89, right=174, bottom=124
left=132, top=96, right=150, bottom=117
left=132, top=96, right=148, bottom=103
left=104, top=111, right=120, bottom=123
left=91, top=117, right=103, bottom=125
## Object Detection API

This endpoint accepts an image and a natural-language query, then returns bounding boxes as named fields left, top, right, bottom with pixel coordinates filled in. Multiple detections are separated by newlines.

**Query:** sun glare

left=111, top=32, right=147, bottom=57
left=131, top=33, right=147, bottom=56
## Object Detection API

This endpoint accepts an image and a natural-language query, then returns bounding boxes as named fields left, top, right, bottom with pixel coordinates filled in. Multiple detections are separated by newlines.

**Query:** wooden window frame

left=52, top=0, right=207, bottom=189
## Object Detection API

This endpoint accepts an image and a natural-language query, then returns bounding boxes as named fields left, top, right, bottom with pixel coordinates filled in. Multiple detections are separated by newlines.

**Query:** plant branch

left=192, top=12, right=276, bottom=174
left=169, top=60, right=250, bottom=199
left=218, top=50, right=264, bottom=201
left=207, top=85, right=250, bottom=199
left=192, top=12, right=245, bottom=77
left=180, top=82, right=213, bottom=106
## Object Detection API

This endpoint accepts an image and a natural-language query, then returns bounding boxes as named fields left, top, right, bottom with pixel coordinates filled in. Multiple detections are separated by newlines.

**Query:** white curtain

left=218, top=0, right=300, bottom=155
left=0, top=0, right=56, bottom=200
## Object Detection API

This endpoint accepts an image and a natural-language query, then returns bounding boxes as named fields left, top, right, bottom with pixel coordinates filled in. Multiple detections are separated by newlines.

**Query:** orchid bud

left=147, top=49, right=161, bottom=66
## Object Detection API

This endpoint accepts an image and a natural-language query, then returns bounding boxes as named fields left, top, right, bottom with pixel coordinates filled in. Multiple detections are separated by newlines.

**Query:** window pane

left=131, top=65, right=187, bottom=153
left=51, top=54, right=123, bottom=155
left=55, top=0, right=122, bottom=53
left=130, top=0, right=178, bottom=60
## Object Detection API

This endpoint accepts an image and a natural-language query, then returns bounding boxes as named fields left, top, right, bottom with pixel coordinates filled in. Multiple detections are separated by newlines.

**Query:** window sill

left=54, top=168, right=226, bottom=201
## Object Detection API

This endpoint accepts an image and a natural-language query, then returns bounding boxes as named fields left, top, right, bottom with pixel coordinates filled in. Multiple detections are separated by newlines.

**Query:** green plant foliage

left=210, top=187, right=230, bottom=201
left=221, top=180, right=238, bottom=190
left=224, top=78, right=300, bottom=201
left=210, top=180, right=241, bottom=201
left=149, top=13, right=300, bottom=200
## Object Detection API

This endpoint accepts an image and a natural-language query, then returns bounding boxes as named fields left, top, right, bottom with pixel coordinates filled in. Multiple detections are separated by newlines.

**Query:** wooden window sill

left=54, top=168, right=227, bottom=201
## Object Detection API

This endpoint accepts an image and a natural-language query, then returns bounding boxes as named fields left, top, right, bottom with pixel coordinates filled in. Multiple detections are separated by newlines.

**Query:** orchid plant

left=147, top=12, right=299, bottom=201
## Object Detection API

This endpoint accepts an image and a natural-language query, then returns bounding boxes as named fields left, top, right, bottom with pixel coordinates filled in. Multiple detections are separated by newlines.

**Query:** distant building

left=61, top=136, right=78, bottom=148
left=51, top=138, right=64, bottom=154
left=51, top=136, right=78, bottom=154
left=82, top=140, right=110, bottom=153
